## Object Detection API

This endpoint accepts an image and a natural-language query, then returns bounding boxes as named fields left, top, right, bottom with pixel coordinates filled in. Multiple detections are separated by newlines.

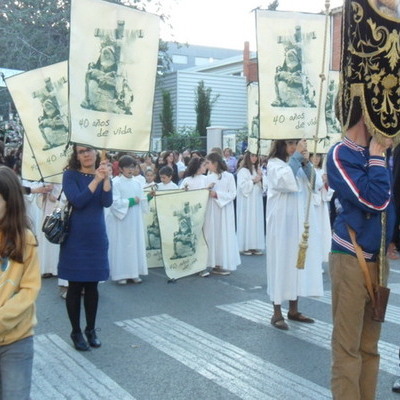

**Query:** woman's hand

left=95, top=161, right=110, bottom=182
left=209, top=190, right=218, bottom=199
left=296, top=139, right=307, bottom=156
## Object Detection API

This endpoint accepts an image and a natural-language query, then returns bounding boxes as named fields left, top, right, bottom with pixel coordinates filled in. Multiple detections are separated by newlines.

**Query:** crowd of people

left=1, top=135, right=399, bottom=400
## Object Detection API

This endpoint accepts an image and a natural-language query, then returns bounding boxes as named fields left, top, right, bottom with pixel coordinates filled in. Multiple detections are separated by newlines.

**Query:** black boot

left=85, top=328, right=101, bottom=348
left=70, top=332, right=90, bottom=351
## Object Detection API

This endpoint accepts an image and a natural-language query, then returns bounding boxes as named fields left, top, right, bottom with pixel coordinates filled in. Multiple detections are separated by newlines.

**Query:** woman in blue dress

left=58, top=145, right=112, bottom=351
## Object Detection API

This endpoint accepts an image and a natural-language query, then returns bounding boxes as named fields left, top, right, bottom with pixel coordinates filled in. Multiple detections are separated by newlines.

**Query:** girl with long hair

left=180, top=157, right=209, bottom=277
left=0, top=166, right=41, bottom=399
left=266, top=139, right=323, bottom=330
left=236, top=152, right=264, bottom=255
left=203, top=152, right=240, bottom=275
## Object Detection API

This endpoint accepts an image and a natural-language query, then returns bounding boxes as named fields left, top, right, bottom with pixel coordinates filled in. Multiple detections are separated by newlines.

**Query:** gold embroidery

left=341, top=0, right=400, bottom=140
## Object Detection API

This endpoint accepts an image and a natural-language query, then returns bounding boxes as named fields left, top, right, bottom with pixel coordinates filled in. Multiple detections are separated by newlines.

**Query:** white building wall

left=152, top=71, right=247, bottom=138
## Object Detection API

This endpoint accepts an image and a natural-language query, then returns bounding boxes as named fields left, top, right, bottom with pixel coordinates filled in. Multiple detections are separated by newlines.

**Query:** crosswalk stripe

left=115, top=314, right=331, bottom=400
left=32, top=333, right=135, bottom=400
left=389, top=283, right=400, bottom=295
left=316, top=291, right=400, bottom=325
left=217, top=300, right=398, bottom=376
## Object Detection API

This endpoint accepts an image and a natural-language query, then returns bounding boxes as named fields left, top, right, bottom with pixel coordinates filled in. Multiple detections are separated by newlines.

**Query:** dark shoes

left=392, top=377, right=400, bottom=393
left=287, top=312, right=315, bottom=323
left=85, top=328, right=101, bottom=348
left=70, top=332, right=90, bottom=351
left=271, top=315, right=289, bottom=330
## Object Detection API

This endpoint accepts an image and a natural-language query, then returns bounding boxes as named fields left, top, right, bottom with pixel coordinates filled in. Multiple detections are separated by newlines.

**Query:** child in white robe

left=204, top=152, right=241, bottom=275
left=144, top=169, right=156, bottom=189
left=179, top=157, right=208, bottom=190
left=157, top=166, right=179, bottom=191
left=107, top=155, right=148, bottom=285
left=132, top=164, right=146, bottom=188
left=180, top=157, right=210, bottom=277
left=267, top=139, right=323, bottom=331
left=236, top=152, right=265, bottom=255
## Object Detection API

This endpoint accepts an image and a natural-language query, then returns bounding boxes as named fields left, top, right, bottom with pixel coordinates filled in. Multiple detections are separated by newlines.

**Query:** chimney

left=243, top=41, right=250, bottom=82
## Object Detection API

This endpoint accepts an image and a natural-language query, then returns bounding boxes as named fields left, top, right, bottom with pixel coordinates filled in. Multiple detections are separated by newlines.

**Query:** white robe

left=266, top=158, right=323, bottom=304
left=157, top=181, right=178, bottom=191
left=179, top=175, right=208, bottom=190
left=203, top=171, right=241, bottom=270
left=296, top=168, right=324, bottom=298
left=236, top=167, right=265, bottom=252
left=133, top=174, right=146, bottom=188
left=37, top=184, right=63, bottom=276
left=312, top=168, right=334, bottom=262
left=106, top=176, right=148, bottom=280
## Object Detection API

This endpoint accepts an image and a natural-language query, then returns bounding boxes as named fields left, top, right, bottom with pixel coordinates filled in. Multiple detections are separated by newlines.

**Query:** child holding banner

left=204, top=152, right=241, bottom=275
left=180, top=157, right=209, bottom=277
left=107, top=155, right=148, bottom=285
left=179, top=157, right=207, bottom=190
left=157, top=166, right=178, bottom=190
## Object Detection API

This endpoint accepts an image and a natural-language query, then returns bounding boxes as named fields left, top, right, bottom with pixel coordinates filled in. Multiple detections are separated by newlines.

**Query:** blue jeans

left=0, top=336, right=33, bottom=400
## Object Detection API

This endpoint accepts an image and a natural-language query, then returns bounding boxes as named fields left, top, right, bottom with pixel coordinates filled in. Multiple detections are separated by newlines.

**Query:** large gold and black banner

left=256, top=10, right=330, bottom=140
left=152, top=189, right=209, bottom=280
left=338, top=0, right=400, bottom=140
left=6, top=62, right=70, bottom=183
left=69, top=0, right=159, bottom=151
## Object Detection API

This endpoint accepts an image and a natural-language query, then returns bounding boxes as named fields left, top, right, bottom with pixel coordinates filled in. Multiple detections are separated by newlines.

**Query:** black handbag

left=42, top=192, right=71, bottom=244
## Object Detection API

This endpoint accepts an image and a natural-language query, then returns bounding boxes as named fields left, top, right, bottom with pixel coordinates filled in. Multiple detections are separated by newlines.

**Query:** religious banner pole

left=296, top=0, right=331, bottom=269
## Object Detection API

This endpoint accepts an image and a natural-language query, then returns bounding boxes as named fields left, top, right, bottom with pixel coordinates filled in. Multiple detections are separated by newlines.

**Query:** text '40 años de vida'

left=79, top=118, right=133, bottom=137
left=273, top=112, right=317, bottom=129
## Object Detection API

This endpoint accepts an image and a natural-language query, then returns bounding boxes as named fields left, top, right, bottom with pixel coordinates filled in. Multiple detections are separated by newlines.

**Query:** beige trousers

left=330, top=252, right=381, bottom=400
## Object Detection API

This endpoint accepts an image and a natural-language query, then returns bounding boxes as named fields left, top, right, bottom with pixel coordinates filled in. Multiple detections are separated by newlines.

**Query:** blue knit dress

left=58, top=170, right=112, bottom=282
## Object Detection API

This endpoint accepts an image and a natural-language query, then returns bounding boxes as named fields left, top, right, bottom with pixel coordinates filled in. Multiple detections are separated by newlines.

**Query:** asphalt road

left=33, top=253, right=400, bottom=400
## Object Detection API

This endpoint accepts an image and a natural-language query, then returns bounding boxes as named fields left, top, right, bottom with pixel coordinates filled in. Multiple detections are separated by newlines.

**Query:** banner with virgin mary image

left=143, top=188, right=164, bottom=269
left=5, top=61, right=70, bottom=183
left=69, top=0, right=160, bottom=151
left=155, top=189, right=209, bottom=280
left=256, top=10, right=330, bottom=140
left=247, top=82, right=272, bottom=155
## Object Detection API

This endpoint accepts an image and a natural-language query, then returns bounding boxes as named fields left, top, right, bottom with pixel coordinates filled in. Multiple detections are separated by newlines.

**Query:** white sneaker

left=241, top=251, right=253, bottom=256
left=59, top=286, right=68, bottom=299
left=211, top=267, right=231, bottom=276
left=198, top=270, right=210, bottom=277
left=132, top=278, right=142, bottom=284
left=117, top=279, right=127, bottom=285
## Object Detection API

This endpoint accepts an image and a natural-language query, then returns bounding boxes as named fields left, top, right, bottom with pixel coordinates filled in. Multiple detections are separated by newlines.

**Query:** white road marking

left=217, top=299, right=398, bottom=375
left=116, top=314, right=331, bottom=400
left=32, top=333, right=134, bottom=400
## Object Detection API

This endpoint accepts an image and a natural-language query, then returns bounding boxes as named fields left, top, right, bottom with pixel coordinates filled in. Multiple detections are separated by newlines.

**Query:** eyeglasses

left=77, top=148, right=94, bottom=155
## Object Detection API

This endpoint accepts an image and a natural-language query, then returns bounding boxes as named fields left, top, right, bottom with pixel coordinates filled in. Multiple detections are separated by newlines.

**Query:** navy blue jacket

left=327, top=137, right=395, bottom=260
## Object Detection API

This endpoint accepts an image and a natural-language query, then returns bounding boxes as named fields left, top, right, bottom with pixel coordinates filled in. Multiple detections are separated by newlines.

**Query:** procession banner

left=247, top=82, right=272, bottom=155
left=248, top=82, right=259, bottom=141
left=69, top=0, right=160, bottom=151
left=6, top=61, right=70, bottom=183
left=256, top=10, right=330, bottom=140
left=156, top=189, right=209, bottom=280
left=307, top=70, right=341, bottom=154
left=143, top=189, right=163, bottom=268
left=325, top=70, right=341, bottom=135
left=143, top=187, right=183, bottom=268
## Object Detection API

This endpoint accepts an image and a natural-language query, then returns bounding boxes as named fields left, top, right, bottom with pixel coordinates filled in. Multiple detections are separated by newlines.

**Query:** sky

left=161, top=0, right=343, bottom=50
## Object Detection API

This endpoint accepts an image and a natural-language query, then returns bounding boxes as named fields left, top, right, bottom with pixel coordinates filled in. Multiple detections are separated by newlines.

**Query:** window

left=195, top=57, right=212, bottom=66
left=172, top=55, right=188, bottom=64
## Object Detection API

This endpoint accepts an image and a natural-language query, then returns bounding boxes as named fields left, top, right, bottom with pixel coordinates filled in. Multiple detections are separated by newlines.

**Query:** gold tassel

left=296, top=222, right=309, bottom=269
